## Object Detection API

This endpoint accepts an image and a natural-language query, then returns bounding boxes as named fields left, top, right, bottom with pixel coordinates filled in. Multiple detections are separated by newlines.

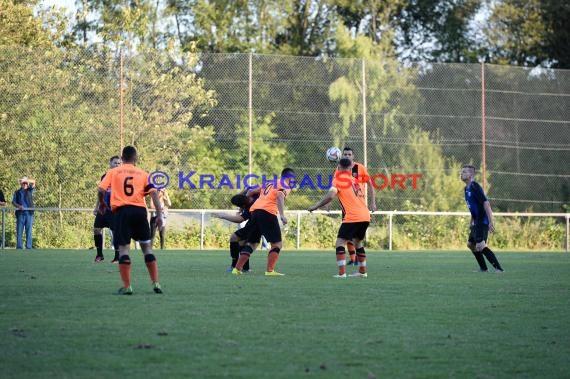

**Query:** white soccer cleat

left=349, top=272, right=368, bottom=278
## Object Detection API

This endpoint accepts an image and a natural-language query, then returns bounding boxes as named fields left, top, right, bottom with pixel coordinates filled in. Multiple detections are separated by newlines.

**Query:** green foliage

left=0, top=207, right=565, bottom=250
left=1, top=0, right=567, bottom=253
left=0, top=45, right=119, bottom=208
left=477, top=0, right=570, bottom=68
left=160, top=223, right=202, bottom=249
left=397, top=0, right=481, bottom=63
left=0, top=0, right=51, bottom=47
left=0, top=42, right=222, bottom=210
left=394, top=213, right=471, bottom=250
left=0, top=211, right=93, bottom=249
left=32, top=212, right=94, bottom=248
left=484, top=0, right=549, bottom=66
left=397, top=128, right=465, bottom=211
left=122, top=47, right=218, bottom=151
left=492, top=216, right=566, bottom=250
left=232, top=112, right=288, bottom=175
left=329, top=23, right=420, bottom=149
left=285, top=213, right=339, bottom=249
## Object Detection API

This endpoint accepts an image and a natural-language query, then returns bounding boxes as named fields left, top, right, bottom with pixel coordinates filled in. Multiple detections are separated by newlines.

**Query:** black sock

left=112, top=238, right=119, bottom=260
left=159, top=230, right=165, bottom=250
left=471, top=250, right=487, bottom=271
left=243, top=257, right=250, bottom=271
left=94, top=234, right=103, bottom=256
left=482, top=247, right=502, bottom=270
left=230, top=242, right=240, bottom=267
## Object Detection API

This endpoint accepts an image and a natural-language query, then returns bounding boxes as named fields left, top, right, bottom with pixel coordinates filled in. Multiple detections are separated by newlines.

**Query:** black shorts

left=113, top=205, right=151, bottom=246
left=337, top=222, right=370, bottom=241
left=94, top=211, right=114, bottom=229
left=234, top=220, right=253, bottom=240
left=246, top=210, right=282, bottom=244
left=468, top=224, right=489, bottom=244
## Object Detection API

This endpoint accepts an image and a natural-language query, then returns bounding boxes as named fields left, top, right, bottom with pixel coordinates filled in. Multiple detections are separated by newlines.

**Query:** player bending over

left=212, top=189, right=259, bottom=273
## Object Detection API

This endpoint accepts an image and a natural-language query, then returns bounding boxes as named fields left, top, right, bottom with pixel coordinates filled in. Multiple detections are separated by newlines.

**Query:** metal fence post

left=362, top=58, right=368, bottom=182
left=248, top=52, right=253, bottom=175
left=566, top=213, right=570, bottom=252
left=1, top=208, right=5, bottom=249
left=389, top=212, right=393, bottom=251
left=200, top=211, right=205, bottom=251
left=481, top=62, right=487, bottom=191
left=296, top=211, right=301, bottom=250
left=119, top=48, right=124, bottom=152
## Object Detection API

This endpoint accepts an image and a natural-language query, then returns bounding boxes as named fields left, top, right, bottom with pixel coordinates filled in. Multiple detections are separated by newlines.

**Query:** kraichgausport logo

left=147, top=171, right=422, bottom=190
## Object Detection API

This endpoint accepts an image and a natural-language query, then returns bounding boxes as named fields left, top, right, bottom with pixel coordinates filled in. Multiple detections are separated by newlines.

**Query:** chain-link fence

left=2, top=48, right=568, bottom=211
left=0, top=47, right=569, bottom=249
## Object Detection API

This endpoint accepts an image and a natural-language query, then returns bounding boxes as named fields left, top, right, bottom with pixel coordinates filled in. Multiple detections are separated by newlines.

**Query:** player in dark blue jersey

left=93, top=156, right=121, bottom=263
left=213, top=189, right=259, bottom=272
left=461, top=165, right=504, bottom=272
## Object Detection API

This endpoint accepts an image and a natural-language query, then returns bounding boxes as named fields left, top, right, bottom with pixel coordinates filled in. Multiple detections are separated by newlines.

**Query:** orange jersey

left=98, top=163, right=154, bottom=211
left=333, top=162, right=370, bottom=191
left=249, top=179, right=290, bottom=215
left=332, top=172, right=370, bottom=223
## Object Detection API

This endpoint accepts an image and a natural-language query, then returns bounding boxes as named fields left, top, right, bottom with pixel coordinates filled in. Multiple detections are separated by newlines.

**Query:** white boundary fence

left=1, top=208, right=569, bottom=251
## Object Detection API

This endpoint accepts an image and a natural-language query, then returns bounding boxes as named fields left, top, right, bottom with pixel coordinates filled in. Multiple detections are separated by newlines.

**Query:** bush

left=0, top=210, right=566, bottom=251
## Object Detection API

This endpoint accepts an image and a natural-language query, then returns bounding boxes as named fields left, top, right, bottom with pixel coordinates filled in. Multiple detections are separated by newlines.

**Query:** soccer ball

left=326, top=146, right=342, bottom=162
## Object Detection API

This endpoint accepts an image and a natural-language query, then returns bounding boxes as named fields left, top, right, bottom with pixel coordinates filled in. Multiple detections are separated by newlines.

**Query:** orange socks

left=144, top=254, right=159, bottom=283
left=267, top=248, right=280, bottom=272
left=145, top=261, right=159, bottom=283
left=118, top=257, right=131, bottom=288
left=235, top=254, right=250, bottom=270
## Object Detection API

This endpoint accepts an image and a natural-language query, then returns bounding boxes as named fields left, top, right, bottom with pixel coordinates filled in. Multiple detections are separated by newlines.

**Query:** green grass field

left=1, top=250, right=569, bottom=379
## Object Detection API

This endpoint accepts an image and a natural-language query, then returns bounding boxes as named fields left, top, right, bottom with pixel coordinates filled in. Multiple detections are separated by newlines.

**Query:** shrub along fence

left=1, top=208, right=568, bottom=251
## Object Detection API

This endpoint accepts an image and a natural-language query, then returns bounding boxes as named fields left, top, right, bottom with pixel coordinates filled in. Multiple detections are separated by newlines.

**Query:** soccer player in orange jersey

left=309, top=158, right=371, bottom=278
left=231, top=168, right=296, bottom=276
left=98, top=146, right=164, bottom=295
left=333, top=147, right=376, bottom=266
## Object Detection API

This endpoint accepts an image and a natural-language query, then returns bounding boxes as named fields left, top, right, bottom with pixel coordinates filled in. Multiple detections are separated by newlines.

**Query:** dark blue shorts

left=94, top=211, right=114, bottom=229
left=468, top=224, right=489, bottom=244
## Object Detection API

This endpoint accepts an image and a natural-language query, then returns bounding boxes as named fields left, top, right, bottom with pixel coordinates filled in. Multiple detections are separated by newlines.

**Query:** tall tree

left=73, top=0, right=158, bottom=50
left=190, top=0, right=252, bottom=52
left=482, top=0, right=570, bottom=68
left=483, top=0, right=549, bottom=66
left=540, top=0, right=570, bottom=68
left=333, top=0, right=405, bottom=44
left=396, top=0, right=481, bottom=63
left=275, top=0, right=335, bottom=56
left=0, top=0, right=52, bottom=47
left=329, top=22, right=418, bottom=146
